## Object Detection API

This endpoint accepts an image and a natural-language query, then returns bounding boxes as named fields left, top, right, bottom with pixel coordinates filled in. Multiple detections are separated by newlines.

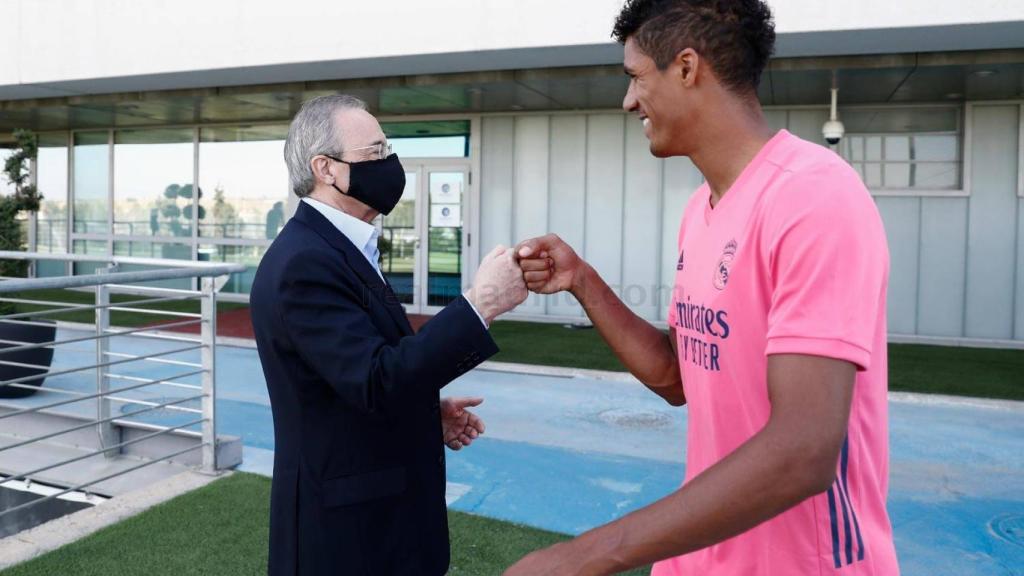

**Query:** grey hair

left=284, top=94, right=368, bottom=198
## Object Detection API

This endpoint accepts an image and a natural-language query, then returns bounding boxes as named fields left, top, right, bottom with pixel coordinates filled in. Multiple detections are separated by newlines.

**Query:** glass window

left=426, top=171, right=464, bottom=307
left=864, top=164, right=883, bottom=188
left=382, top=121, right=469, bottom=158
left=865, top=137, right=883, bottom=161
left=73, top=132, right=110, bottom=234
left=914, top=135, right=958, bottom=162
left=884, top=164, right=911, bottom=188
left=885, top=137, right=911, bottom=162
left=198, top=244, right=268, bottom=294
left=72, top=239, right=109, bottom=276
left=390, top=137, right=468, bottom=158
left=381, top=170, right=418, bottom=304
left=914, top=163, right=959, bottom=189
left=841, top=107, right=959, bottom=134
left=36, top=133, right=69, bottom=255
left=113, top=240, right=192, bottom=260
left=839, top=107, right=962, bottom=191
left=114, top=241, right=192, bottom=290
left=199, top=125, right=289, bottom=240
left=114, top=128, right=194, bottom=238
left=848, top=137, right=864, bottom=162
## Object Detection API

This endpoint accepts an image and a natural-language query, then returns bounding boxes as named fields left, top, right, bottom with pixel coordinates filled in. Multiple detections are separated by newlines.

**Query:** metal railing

left=0, top=251, right=245, bottom=522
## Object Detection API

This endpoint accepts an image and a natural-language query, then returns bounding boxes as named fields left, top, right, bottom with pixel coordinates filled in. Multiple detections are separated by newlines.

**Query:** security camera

left=822, top=86, right=844, bottom=146
left=823, top=119, right=845, bottom=146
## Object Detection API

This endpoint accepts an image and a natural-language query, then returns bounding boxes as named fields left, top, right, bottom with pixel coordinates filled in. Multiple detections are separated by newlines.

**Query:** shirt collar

left=302, top=197, right=378, bottom=255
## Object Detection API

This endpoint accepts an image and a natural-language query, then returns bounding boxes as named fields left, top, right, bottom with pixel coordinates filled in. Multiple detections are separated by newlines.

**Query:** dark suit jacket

left=251, top=201, right=498, bottom=576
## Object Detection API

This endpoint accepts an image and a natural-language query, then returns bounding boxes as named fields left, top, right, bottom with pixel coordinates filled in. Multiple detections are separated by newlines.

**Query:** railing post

left=200, top=277, right=217, bottom=473
left=96, top=264, right=117, bottom=457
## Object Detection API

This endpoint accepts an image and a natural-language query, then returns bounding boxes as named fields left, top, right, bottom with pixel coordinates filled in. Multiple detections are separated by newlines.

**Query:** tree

left=0, top=130, right=44, bottom=313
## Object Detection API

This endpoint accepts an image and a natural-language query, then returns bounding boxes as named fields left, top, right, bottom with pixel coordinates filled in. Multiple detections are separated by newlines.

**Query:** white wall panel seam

left=961, top=104, right=973, bottom=338
left=914, top=197, right=923, bottom=335
left=1013, top=105, right=1022, bottom=339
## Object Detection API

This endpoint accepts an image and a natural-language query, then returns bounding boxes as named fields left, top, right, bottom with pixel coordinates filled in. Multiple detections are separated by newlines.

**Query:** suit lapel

left=294, top=202, right=415, bottom=336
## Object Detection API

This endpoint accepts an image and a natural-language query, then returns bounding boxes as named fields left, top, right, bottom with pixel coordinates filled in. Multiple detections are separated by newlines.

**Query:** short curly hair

left=612, top=0, right=776, bottom=94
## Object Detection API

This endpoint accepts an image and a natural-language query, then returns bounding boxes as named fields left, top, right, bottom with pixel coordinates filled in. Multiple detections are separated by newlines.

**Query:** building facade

left=1, top=0, right=1023, bottom=345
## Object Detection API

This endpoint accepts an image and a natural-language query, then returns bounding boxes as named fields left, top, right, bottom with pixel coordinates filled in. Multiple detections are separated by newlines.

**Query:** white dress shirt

left=303, top=197, right=382, bottom=280
left=302, top=197, right=488, bottom=327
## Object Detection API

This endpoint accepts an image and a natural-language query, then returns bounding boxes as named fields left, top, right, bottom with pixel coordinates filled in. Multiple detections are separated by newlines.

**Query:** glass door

left=380, top=169, right=420, bottom=308
left=422, top=168, right=468, bottom=311
left=381, top=162, right=470, bottom=314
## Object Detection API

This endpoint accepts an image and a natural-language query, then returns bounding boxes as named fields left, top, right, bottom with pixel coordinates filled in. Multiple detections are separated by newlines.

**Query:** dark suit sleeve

left=278, top=249, right=499, bottom=413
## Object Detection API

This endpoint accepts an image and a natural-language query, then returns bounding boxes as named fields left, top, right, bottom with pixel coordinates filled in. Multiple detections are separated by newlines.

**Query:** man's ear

left=676, top=48, right=700, bottom=88
left=310, top=155, right=334, bottom=186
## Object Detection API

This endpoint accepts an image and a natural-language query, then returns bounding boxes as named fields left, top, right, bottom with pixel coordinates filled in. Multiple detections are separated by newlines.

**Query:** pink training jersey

left=653, top=130, right=899, bottom=575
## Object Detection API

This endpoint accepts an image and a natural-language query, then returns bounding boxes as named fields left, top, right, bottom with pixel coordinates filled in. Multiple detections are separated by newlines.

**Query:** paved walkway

left=4, top=328, right=1023, bottom=575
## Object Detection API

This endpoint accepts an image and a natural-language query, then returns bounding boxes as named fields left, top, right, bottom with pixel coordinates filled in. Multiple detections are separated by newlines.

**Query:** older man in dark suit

left=251, top=94, right=527, bottom=576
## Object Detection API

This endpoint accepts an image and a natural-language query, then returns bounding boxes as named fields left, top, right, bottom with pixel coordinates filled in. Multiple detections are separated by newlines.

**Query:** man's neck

left=307, top=187, right=377, bottom=223
left=688, top=99, right=775, bottom=207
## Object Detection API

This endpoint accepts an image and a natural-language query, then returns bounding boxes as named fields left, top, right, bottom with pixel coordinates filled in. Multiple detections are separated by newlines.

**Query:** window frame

left=839, top=104, right=968, bottom=198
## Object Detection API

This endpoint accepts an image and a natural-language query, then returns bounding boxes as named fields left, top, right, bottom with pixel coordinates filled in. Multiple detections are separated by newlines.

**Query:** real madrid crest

left=713, top=239, right=738, bottom=290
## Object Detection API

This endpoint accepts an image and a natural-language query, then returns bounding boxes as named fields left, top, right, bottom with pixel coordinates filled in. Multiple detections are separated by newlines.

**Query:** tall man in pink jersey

left=505, top=1, right=900, bottom=574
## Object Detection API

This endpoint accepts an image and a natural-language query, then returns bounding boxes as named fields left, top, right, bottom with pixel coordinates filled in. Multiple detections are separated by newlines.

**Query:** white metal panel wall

left=875, top=197, right=922, bottom=334
left=512, top=116, right=551, bottom=315
left=917, top=198, right=969, bottom=337
left=786, top=109, right=830, bottom=146
left=584, top=115, right=626, bottom=297
left=479, top=105, right=1024, bottom=345
left=965, top=105, right=1019, bottom=340
left=546, top=115, right=588, bottom=318
left=622, top=117, right=663, bottom=320
left=479, top=111, right=702, bottom=322
left=1017, top=198, right=1024, bottom=340
left=480, top=117, right=515, bottom=251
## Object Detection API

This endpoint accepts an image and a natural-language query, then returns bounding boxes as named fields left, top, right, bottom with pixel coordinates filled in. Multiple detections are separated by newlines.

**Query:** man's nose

left=622, top=87, right=638, bottom=113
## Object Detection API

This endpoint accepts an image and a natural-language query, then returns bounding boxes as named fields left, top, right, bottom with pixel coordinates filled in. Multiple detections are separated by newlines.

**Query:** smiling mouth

left=641, top=116, right=650, bottom=128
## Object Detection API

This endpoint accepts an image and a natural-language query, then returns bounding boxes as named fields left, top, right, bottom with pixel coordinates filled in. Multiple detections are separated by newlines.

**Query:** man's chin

left=648, top=141, right=674, bottom=159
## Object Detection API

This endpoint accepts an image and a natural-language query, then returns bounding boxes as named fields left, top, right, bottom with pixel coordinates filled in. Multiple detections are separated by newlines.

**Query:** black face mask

left=325, top=154, right=406, bottom=216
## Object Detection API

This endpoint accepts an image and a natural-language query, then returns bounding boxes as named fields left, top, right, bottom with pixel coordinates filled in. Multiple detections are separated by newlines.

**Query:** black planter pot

left=0, top=320, right=56, bottom=399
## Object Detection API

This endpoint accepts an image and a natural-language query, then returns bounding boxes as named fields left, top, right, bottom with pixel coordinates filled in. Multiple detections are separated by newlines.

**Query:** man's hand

left=516, top=234, right=586, bottom=295
left=441, top=396, right=485, bottom=451
left=466, top=245, right=528, bottom=324
left=516, top=233, right=685, bottom=406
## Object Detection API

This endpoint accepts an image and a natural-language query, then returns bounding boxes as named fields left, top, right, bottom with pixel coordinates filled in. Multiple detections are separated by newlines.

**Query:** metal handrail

left=0, top=394, right=205, bottom=454
left=0, top=319, right=203, bottom=355
left=0, top=251, right=228, bottom=520
left=0, top=343, right=205, bottom=389
left=102, top=352, right=203, bottom=369
left=0, top=294, right=198, bottom=318
left=0, top=265, right=243, bottom=293
left=0, top=369, right=205, bottom=421
left=0, top=250, right=244, bottom=270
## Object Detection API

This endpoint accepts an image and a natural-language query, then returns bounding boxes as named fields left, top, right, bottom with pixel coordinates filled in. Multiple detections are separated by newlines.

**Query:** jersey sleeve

left=764, top=166, right=889, bottom=371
